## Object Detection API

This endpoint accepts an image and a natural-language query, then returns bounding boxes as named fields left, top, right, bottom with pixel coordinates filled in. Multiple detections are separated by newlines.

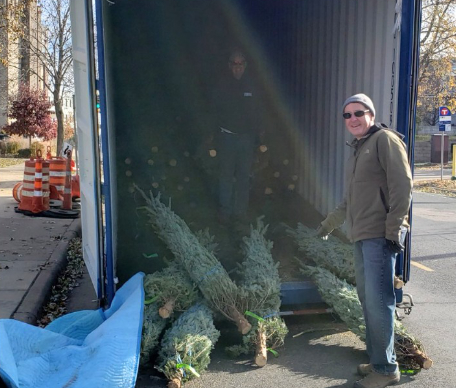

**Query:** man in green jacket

left=317, top=94, right=413, bottom=388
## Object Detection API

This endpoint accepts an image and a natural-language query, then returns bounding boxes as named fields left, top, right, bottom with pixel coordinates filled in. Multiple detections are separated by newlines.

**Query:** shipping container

left=70, top=0, right=421, bottom=306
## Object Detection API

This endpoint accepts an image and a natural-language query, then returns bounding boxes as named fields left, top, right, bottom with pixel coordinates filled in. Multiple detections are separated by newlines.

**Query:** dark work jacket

left=212, top=74, right=262, bottom=136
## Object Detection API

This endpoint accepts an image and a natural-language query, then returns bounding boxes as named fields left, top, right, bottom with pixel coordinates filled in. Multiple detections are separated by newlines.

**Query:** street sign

left=439, top=106, right=451, bottom=121
left=439, top=106, right=452, bottom=131
left=439, top=124, right=452, bottom=132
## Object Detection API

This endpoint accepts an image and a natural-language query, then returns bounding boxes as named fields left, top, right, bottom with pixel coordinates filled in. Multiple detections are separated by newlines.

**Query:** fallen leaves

left=414, top=180, right=456, bottom=197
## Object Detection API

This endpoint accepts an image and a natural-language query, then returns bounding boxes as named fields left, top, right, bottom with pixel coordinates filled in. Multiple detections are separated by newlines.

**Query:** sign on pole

left=438, top=106, right=452, bottom=180
left=439, top=106, right=452, bottom=132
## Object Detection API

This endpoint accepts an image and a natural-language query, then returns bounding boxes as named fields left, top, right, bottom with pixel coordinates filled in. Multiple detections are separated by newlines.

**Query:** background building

left=0, top=0, right=47, bottom=129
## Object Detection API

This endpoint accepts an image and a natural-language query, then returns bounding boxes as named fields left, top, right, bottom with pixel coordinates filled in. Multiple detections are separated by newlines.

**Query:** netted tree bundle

left=238, top=217, right=281, bottom=316
left=289, top=223, right=355, bottom=284
left=141, top=302, right=168, bottom=366
left=144, top=260, right=199, bottom=319
left=394, top=320, right=433, bottom=371
left=300, top=263, right=365, bottom=337
left=195, top=228, right=219, bottom=254
left=157, top=303, right=220, bottom=388
left=300, top=264, right=432, bottom=371
left=135, top=186, right=251, bottom=334
left=226, top=218, right=288, bottom=366
left=226, top=316, right=288, bottom=364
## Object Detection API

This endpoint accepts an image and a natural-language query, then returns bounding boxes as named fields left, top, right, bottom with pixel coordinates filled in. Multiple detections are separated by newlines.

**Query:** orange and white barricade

left=19, top=150, right=50, bottom=213
left=12, top=182, right=23, bottom=203
left=48, top=158, right=67, bottom=200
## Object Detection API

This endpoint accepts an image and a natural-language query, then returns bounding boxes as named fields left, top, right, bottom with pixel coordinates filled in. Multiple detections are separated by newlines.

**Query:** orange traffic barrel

left=71, top=175, right=80, bottom=199
left=12, top=182, right=23, bottom=203
left=19, top=152, right=50, bottom=213
left=48, top=157, right=66, bottom=199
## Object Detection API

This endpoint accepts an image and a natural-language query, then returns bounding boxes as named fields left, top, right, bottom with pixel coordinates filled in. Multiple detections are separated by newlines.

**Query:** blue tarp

left=0, top=272, right=144, bottom=388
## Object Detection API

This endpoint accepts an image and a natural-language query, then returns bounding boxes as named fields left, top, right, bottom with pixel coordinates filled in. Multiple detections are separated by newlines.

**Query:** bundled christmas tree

left=300, top=264, right=432, bottom=371
left=144, top=259, right=199, bottom=319
left=141, top=302, right=169, bottom=365
left=136, top=186, right=251, bottom=334
left=156, top=303, right=220, bottom=388
left=289, top=223, right=355, bottom=284
left=194, top=228, right=219, bottom=255
left=226, top=218, right=288, bottom=366
left=226, top=316, right=288, bottom=367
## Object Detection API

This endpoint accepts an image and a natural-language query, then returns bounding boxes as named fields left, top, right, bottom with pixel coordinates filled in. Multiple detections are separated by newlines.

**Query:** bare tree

left=0, top=0, right=72, bottom=154
left=36, top=0, right=72, bottom=154
left=417, top=0, right=456, bottom=125
left=419, top=0, right=456, bottom=82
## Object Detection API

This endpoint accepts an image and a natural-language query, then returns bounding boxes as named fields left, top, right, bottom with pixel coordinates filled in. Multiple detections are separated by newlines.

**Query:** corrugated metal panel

left=292, top=0, right=400, bottom=217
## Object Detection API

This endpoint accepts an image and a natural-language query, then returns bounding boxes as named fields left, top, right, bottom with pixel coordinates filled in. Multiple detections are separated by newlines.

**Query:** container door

left=69, top=0, right=104, bottom=298
left=396, top=0, right=422, bottom=284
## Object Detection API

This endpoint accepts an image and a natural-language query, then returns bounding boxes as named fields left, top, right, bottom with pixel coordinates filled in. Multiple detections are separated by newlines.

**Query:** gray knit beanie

left=342, top=93, right=376, bottom=117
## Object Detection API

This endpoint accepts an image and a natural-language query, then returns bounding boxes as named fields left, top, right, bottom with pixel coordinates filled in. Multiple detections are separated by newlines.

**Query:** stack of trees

left=135, top=189, right=289, bottom=385
left=290, top=225, right=433, bottom=372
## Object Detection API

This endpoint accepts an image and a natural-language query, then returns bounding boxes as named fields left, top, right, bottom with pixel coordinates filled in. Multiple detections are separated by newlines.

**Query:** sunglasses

left=343, top=110, right=370, bottom=119
left=230, top=61, right=246, bottom=66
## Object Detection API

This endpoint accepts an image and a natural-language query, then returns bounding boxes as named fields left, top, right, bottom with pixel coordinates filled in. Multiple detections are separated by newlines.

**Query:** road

left=413, top=168, right=452, bottom=181
left=401, top=191, right=456, bottom=387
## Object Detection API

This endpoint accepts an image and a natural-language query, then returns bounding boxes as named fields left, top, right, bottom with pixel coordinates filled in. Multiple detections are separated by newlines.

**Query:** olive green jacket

left=321, top=125, right=413, bottom=243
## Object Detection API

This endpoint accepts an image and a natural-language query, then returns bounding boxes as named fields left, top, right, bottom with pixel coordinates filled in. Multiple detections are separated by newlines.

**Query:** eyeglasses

left=343, top=110, right=370, bottom=119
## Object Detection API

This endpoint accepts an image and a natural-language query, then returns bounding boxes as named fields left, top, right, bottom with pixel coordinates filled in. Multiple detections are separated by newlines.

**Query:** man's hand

left=386, top=239, right=404, bottom=254
left=316, top=224, right=331, bottom=240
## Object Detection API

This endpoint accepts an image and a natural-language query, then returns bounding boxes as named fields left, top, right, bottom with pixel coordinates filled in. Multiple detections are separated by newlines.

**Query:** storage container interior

left=101, top=0, right=399, bottom=283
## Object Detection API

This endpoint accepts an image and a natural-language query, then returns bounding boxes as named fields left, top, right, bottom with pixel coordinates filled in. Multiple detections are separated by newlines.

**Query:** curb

left=12, top=218, right=82, bottom=325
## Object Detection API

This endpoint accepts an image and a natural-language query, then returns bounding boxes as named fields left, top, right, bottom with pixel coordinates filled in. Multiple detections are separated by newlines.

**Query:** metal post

left=441, top=133, right=444, bottom=180
left=72, top=94, right=79, bottom=176
left=452, top=144, right=456, bottom=180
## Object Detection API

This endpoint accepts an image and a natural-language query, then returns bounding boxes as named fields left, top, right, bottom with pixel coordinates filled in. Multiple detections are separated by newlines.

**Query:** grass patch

left=414, top=162, right=452, bottom=170
left=415, top=134, right=431, bottom=142
left=0, top=158, right=26, bottom=168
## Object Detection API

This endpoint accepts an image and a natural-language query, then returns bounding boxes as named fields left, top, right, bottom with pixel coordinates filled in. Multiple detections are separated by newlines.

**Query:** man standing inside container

left=316, top=94, right=413, bottom=388
left=213, top=49, right=263, bottom=224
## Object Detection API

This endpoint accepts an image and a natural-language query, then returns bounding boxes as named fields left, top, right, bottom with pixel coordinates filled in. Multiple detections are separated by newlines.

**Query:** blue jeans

left=354, top=238, right=398, bottom=375
left=218, top=132, right=255, bottom=217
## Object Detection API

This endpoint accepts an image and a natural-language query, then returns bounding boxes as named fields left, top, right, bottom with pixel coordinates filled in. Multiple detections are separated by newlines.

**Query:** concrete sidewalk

left=0, top=162, right=82, bottom=324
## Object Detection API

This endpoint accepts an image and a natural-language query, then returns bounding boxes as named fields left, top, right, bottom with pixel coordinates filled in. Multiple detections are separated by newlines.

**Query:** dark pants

left=218, top=132, right=255, bottom=217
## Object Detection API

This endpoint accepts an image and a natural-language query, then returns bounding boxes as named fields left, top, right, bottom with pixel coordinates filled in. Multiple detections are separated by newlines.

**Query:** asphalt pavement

left=137, top=185, right=456, bottom=387
left=413, top=167, right=452, bottom=181
left=2, top=162, right=456, bottom=387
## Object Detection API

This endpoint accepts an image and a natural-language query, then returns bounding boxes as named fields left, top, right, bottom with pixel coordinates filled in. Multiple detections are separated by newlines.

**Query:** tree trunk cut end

left=159, top=299, right=175, bottom=319
left=254, top=328, right=267, bottom=367
left=168, top=377, right=181, bottom=388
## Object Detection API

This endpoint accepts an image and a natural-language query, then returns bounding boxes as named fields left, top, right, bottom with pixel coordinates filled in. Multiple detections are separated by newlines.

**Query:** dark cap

left=342, top=93, right=376, bottom=117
